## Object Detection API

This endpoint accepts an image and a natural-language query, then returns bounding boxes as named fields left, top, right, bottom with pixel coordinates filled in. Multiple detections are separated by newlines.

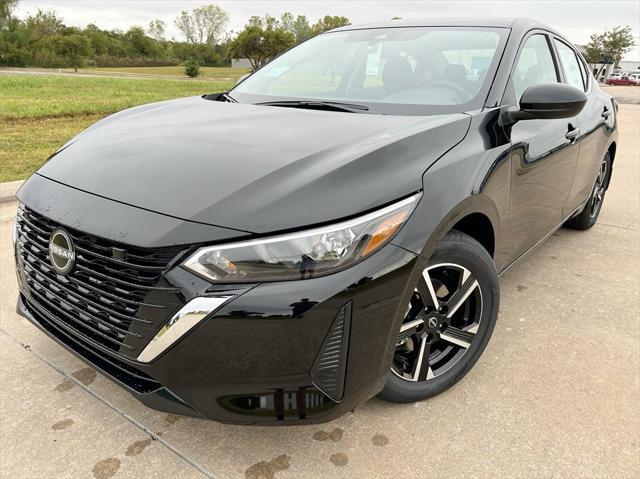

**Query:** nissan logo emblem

left=49, top=228, right=75, bottom=275
left=428, top=317, right=438, bottom=328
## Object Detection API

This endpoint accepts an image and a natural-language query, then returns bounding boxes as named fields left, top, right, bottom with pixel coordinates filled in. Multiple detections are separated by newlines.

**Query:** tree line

left=0, top=0, right=350, bottom=71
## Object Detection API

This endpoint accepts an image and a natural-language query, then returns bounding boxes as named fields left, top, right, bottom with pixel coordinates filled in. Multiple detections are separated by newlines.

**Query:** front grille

left=15, top=204, right=185, bottom=358
left=23, top=295, right=161, bottom=393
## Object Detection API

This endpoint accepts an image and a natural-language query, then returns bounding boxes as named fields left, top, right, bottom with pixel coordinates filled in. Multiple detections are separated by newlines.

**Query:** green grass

left=0, top=75, right=235, bottom=120
left=75, top=65, right=250, bottom=81
left=0, top=73, right=238, bottom=181
left=1, top=115, right=102, bottom=182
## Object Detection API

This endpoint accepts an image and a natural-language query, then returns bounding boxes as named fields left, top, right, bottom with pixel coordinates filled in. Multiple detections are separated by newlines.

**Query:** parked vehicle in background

left=14, top=18, right=618, bottom=425
left=606, top=75, right=637, bottom=86
left=629, top=73, right=640, bottom=85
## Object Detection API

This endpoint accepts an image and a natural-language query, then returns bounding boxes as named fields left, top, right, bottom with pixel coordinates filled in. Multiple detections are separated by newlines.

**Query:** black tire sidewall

left=589, top=152, right=612, bottom=223
left=378, top=230, right=500, bottom=403
left=566, top=152, right=612, bottom=230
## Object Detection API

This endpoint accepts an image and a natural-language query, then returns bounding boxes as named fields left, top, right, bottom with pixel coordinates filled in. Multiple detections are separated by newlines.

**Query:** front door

left=504, top=33, right=580, bottom=260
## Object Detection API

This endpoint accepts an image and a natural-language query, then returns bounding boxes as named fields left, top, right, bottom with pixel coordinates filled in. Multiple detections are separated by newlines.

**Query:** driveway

left=1, top=105, right=638, bottom=479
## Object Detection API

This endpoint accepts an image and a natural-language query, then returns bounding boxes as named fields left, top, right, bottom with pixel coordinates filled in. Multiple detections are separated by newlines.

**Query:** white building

left=231, top=58, right=252, bottom=69
left=617, top=60, right=640, bottom=74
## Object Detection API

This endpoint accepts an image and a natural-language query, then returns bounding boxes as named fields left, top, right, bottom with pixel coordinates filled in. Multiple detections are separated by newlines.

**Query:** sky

left=15, top=0, right=640, bottom=61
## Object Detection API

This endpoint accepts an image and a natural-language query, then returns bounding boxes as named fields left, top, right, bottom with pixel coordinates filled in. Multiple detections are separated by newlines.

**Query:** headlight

left=183, top=193, right=421, bottom=282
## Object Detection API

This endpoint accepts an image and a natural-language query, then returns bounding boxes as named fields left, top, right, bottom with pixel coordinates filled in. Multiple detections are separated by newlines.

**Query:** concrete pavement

left=1, top=105, right=638, bottom=479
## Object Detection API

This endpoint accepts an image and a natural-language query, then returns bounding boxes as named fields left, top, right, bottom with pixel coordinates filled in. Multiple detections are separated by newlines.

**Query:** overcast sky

left=15, top=0, right=640, bottom=61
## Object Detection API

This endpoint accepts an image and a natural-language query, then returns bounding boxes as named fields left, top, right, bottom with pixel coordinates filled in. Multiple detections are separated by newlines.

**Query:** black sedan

left=14, top=18, right=617, bottom=425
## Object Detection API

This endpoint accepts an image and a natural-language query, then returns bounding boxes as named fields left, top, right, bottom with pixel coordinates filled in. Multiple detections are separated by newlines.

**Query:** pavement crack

left=0, top=326, right=216, bottom=479
left=597, top=221, right=638, bottom=231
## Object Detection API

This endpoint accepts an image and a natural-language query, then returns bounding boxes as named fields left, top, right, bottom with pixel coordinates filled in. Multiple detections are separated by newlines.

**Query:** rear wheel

left=565, top=152, right=611, bottom=230
left=378, top=230, right=499, bottom=403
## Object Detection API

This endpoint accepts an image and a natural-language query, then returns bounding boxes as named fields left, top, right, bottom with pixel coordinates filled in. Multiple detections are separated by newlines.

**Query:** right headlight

left=182, top=192, right=421, bottom=283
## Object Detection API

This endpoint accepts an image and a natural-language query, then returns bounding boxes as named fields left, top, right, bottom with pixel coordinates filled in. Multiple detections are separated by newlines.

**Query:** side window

left=576, top=54, right=590, bottom=90
left=513, top=34, right=558, bottom=100
left=554, top=40, right=585, bottom=91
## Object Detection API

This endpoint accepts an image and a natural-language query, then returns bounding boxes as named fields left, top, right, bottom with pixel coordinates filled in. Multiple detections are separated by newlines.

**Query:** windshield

left=231, top=26, right=509, bottom=115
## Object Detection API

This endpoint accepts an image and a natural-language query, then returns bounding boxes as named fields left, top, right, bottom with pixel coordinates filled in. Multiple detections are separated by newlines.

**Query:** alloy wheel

left=590, top=158, right=608, bottom=218
left=392, top=263, right=483, bottom=382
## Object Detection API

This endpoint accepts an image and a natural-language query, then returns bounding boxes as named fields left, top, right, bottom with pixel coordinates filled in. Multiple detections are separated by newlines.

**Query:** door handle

left=602, top=107, right=612, bottom=119
left=565, top=127, right=580, bottom=142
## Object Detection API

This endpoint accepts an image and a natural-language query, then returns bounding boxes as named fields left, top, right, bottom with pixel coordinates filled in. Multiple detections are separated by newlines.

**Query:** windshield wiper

left=256, top=100, right=369, bottom=113
left=219, top=92, right=237, bottom=103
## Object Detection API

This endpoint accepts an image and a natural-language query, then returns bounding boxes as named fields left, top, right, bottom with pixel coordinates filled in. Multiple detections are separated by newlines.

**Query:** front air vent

left=310, top=302, right=351, bottom=402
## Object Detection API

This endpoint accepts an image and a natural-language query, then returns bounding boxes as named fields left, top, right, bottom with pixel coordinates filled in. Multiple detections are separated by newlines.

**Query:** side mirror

left=506, top=83, right=587, bottom=123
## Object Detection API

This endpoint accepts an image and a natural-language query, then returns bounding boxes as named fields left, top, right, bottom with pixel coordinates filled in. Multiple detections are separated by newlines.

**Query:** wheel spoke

left=419, top=270, right=440, bottom=309
left=598, top=162, right=607, bottom=187
left=400, top=318, right=424, bottom=333
left=445, top=277, right=479, bottom=319
left=439, top=326, right=476, bottom=349
left=411, top=337, right=433, bottom=381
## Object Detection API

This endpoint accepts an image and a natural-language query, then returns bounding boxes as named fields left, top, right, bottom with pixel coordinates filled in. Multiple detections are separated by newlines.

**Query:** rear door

left=552, top=38, right=613, bottom=216
left=503, top=32, right=581, bottom=259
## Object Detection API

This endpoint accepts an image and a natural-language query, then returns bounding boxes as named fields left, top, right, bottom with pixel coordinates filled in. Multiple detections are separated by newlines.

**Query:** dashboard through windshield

left=231, top=26, right=509, bottom=115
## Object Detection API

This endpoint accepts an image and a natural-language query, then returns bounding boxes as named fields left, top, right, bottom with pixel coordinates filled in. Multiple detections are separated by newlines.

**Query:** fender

left=392, top=109, right=512, bottom=271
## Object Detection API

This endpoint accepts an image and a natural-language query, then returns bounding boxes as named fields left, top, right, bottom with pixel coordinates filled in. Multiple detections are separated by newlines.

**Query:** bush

left=92, top=55, right=178, bottom=67
left=32, top=49, right=62, bottom=68
left=183, top=58, right=202, bottom=78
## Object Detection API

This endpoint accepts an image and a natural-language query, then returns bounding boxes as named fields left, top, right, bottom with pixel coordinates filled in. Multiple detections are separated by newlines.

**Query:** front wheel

left=378, top=230, right=499, bottom=403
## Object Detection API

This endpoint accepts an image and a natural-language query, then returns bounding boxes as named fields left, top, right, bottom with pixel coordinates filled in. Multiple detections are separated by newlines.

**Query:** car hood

left=38, top=96, right=470, bottom=234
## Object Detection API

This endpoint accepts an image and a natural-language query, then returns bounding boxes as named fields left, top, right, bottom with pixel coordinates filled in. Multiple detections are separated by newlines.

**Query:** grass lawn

left=0, top=73, right=235, bottom=181
left=74, top=65, right=250, bottom=81
left=1, top=115, right=101, bottom=182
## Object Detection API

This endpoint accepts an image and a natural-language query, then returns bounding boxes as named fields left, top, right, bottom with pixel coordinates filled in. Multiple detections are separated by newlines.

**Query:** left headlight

left=183, top=192, right=421, bottom=283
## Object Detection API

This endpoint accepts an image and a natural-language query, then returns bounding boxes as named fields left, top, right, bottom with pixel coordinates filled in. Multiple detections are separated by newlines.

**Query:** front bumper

left=15, top=178, right=422, bottom=424
left=17, top=243, right=419, bottom=424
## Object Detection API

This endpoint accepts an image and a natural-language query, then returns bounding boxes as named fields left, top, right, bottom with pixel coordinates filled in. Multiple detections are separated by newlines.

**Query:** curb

left=0, top=180, right=24, bottom=204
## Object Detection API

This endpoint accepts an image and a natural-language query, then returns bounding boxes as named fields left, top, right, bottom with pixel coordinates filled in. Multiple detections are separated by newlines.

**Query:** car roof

left=332, top=17, right=559, bottom=35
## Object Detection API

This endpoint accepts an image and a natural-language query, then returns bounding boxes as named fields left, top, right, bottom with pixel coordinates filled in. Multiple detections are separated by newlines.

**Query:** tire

left=378, top=230, right=499, bottom=403
left=565, top=152, right=611, bottom=230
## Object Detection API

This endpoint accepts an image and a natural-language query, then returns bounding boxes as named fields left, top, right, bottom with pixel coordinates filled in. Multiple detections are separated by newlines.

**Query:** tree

left=50, top=33, right=91, bottom=70
left=175, top=10, right=196, bottom=44
left=0, top=17, right=31, bottom=65
left=279, top=12, right=312, bottom=44
left=148, top=19, right=166, bottom=42
left=193, top=4, right=228, bottom=45
left=279, top=12, right=294, bottom=32
left=584, top=25, right=635, bottom=68
left=175, top=4, right=229, bottom=46
left=311, top=15, right=350, bottom=35
left=0, top=0, right=18, bottom=29
left=227, top=18, right=295, bottom=70
left=603, top=25, right=635, bottom=68
left=124, top=26, right=164, bottom=58
left=584, top=32, right=606, bottom=64
left=25, top=9, right=64, bottom=39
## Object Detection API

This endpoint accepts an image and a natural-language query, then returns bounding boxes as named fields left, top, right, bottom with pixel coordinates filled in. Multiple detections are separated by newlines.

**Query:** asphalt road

left=1, top=104, right=638, bottom=479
